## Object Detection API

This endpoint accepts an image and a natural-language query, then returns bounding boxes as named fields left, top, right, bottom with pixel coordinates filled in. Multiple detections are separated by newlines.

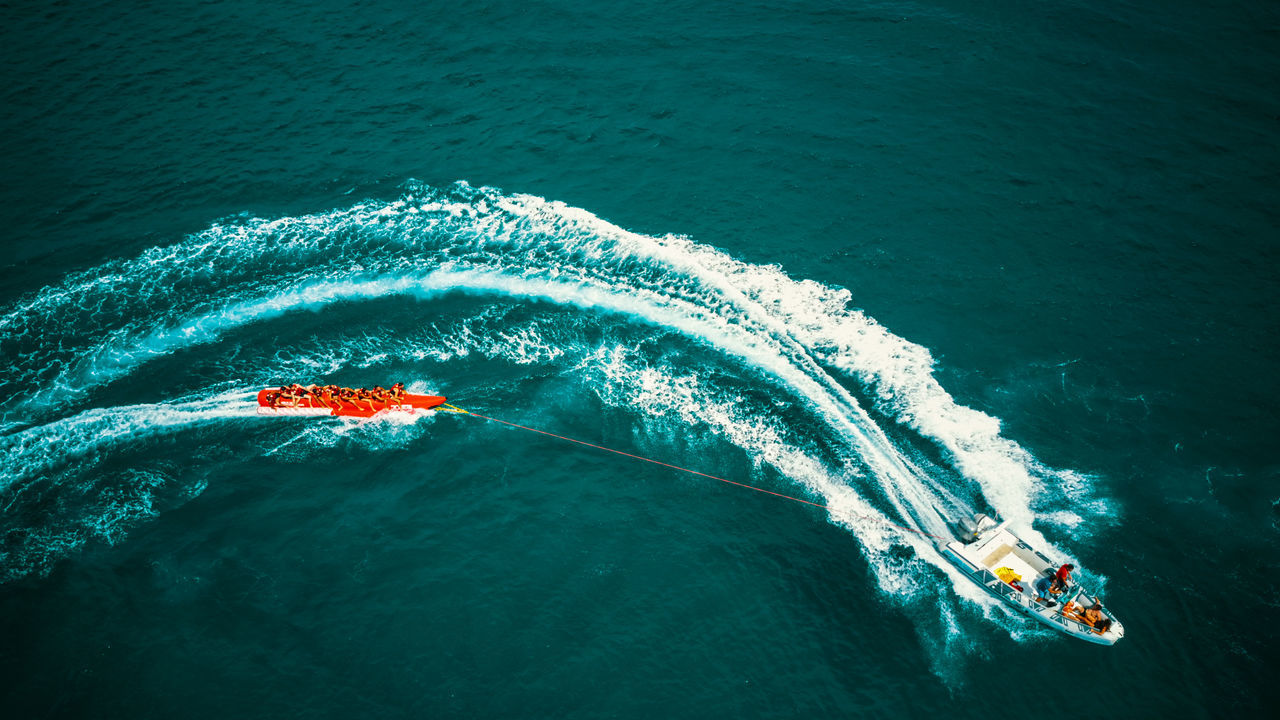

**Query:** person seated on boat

left=1059, top=598, right=1104, bottom=630
left=279, top=385, right=302, bottom=407
left=1072, top=602, right=1111, bottom=633
left=390, top=382, right=405, bottom=401
left=1082, top=604, right=1103, bottom=627
left=326, top=386, right=343, bottom=408
left=372, top=386, right=389, bottom=406
left=338, top=387, right=356, bottom=406
left=1034, top=573, right=1059, bottom=606
left=1061, top=600, right=1084, bottom=622
left=355, top=387, right=377, bottom=411
left=316, top=385, right=336, bottom=409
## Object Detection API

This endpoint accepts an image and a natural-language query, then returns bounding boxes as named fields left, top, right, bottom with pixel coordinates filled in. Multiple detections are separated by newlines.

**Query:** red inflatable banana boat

left=256, top=385, right=447, bottom=419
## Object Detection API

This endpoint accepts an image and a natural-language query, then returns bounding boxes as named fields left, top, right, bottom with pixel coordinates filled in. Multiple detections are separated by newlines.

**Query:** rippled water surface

left=2, top=1, right=1278, bottom=717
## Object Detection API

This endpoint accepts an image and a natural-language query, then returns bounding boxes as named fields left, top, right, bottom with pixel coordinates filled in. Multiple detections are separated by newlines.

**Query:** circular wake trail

left=0, top=181, right=1115, bottom=657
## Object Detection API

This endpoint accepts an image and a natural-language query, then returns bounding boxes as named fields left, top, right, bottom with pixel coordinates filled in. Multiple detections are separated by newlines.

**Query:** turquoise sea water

left=2, top=0, right=1278, bottom=716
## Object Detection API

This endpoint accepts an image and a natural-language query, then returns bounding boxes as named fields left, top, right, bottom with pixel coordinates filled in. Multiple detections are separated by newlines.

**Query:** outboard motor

left=955, top=513, right=997, bottom=542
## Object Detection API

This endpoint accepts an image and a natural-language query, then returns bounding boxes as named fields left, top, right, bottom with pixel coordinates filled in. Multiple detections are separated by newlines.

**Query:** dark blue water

left=3, top=1, right=1278, bottom=716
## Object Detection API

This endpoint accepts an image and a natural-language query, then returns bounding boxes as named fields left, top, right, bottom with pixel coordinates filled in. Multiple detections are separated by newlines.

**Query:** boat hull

left=939, top=524, right=1124, bottom=645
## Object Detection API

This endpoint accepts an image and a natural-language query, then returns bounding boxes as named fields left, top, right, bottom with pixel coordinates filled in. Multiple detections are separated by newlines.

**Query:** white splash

left=0, top=181, right=1117, bottom=660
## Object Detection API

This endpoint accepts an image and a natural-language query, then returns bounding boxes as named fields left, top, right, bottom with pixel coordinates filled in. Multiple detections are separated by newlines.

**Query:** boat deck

left=941, top=522, right=1124, bottom=645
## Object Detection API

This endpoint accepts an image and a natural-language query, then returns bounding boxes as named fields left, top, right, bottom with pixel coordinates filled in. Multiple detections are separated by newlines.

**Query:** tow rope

left=438, top=404, right=944, bottom=541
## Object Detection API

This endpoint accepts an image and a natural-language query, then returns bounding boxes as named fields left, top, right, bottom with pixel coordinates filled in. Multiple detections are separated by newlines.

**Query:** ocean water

left=2, top=0, right=1277, bottom=716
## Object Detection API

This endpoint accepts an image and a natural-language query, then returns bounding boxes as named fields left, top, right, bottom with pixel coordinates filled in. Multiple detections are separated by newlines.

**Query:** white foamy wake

left=0, top=181, right=1116, bottom=657
left=0, top=391, right=263, bottom=583
left=0, top=390, right=260, bottom=493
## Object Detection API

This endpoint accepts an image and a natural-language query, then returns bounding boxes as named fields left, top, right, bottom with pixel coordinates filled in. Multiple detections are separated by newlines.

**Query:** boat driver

left=1054, top=563, right=1075, bottom=592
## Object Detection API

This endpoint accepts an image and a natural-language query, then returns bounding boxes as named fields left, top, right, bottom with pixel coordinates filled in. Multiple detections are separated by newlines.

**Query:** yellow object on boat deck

left=995, top=567, right=1022, bottom=584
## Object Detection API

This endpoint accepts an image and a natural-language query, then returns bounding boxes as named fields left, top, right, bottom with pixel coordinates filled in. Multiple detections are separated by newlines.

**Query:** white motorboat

left=939, top=514, right=1124, bottom=645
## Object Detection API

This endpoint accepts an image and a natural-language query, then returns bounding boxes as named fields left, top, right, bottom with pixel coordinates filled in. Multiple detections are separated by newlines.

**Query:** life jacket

left=995, top=567, right=1022, bottom=584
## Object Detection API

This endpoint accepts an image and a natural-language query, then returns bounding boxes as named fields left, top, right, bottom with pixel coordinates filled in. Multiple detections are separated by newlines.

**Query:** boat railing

left=975, top=568, right=1025, bottom=602
left=971, top=566, right=1109, bottom=634
left=1049, top=586, right=1113, bottom=635
left=1052, top=610, right=1108, bottom=636
left=948, top=544, right=1116, bottom=640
